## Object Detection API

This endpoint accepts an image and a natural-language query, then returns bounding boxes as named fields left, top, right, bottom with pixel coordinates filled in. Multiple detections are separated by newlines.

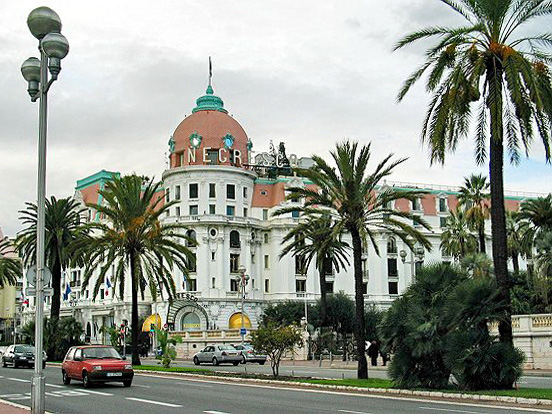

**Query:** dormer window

left=439, top=197, right=447, bottom=213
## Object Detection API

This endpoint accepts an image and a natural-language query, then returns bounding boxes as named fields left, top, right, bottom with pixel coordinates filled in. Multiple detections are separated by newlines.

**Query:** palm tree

left=17, top=197, right=88, bottom=320
left=505, top=210, right=531, bottom=274
left=285, top=140, right=432, bottom=379
left=77, top=175, right=195, bottom=365
left=277, top=213, right=350, bottom=326
left=440, top=209, right=478, bottom=260
left=533, top=230, right=552, bottom=308
left=458, top=174, right=490, bottom=253
left=519, top=194, right=552, bottom=237
left=460, top=252, right=493, bottom=278
left=395, top=0, right=552, bottom=345
left=0, top=238, right=21, bottom=288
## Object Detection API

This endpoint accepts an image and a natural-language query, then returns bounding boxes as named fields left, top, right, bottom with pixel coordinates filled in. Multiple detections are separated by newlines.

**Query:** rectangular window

left=387, top=258, right=398, bottom=277
left=189, top=183, right=198, bottom=199
left=165, top=189, right=170, bottom=203
left=176, top=206, right=181, bottom=216
left=227, top=184, right=236, bottom=199
left=325, top=281, right=334, bottom=294
left=295, top=279, right=306, bottom=293
left=189, top=205, right=198, bottom=216
left=264, top=254, right=270, bottom=269
left=211, top=251, right=216, bottom=261
left=211, top=277, right=216, bottom=288
left=243, top=187, right=248, bottom=198
left=262, top=209, right=269, bottom=220
left=209, top=204, right=216, bottom=215
left=362, top=282, right=368, bottom=295
left=100, top=289, right=105, bottom=300
left=264, top=279, right=270, bottom=293
left=230, top=279, right=239, bottom=292
left=292, top=210, right=300, bottom=218
left=251, top=253, right=256, bottom=264
left=388, top=281, right=399, bottom=295
left=187, top=279, right=197, bottom=291
left=175, top=185, right=181, bottom=200
left=209, top=183, right=216, bottom=198
left=295, top=255, right=306, bottom=275
left=243, top=207, right=248, bottom=217
left=230, top=254, right=240, bottom=273
left=226, top=205, right=235, bottom=216
left=412, top=198, right=421, bottom=211
left=439, top=198, right=447, bottom=212
left=263, top=233, right=269, bottom=244
left=440, top=216, right=448, bottom=228
left=189, top=254, right=197, bottom=272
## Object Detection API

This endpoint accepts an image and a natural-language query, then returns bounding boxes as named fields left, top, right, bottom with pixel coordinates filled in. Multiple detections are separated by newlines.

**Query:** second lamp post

left=236, top=265, right=249, bottom=346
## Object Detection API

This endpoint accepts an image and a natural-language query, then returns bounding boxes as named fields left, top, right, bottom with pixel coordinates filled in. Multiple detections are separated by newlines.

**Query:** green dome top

left=192, top=85, right=228, bottom=113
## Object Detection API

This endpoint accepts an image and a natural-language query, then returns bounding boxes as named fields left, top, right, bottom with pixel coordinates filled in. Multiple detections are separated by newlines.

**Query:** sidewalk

left=0, top=399, right=30, bottom=414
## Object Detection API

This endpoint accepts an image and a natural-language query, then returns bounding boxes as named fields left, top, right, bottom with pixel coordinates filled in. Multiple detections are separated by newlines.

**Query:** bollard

left=342, top=372, right=344, bottom=380
left=292, top=370, right=294, bottom=377
left=319, top=353, right=322, bottom=367
left=330, top=351, right=333, bottom=365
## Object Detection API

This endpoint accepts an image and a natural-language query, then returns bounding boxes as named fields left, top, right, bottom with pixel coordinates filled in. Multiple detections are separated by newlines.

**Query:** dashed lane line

left=6, top=378, right=30, bottom=383
left=79, top=388, right=113, bottom=396
left=204, top=411, right=232, bottom=414
left=126, top=397, right=182, bottom=408
left=338, top=410, right=372, bottom=414
left=45, top=383, right=65, bottom=388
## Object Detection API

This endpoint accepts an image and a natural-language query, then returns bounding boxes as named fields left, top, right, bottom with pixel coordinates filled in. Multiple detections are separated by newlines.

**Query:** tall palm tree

left=458, top=174, right=490, bottom=253
left=0, top=238, right=21, bottom=288
left=76, top=175, right=195, bottom=365
left=285, top=140, right=432, bottom=379
left=519, top=194, right=552, bottom=237
left=395, top=0, right=552, bottom=345
left=533, top=230, right=552, bottom=308
left=276, top=213, right=350, bottom=326
left=441, top=209, right=479, bottom=259
left=17, top=197, right=88, bottom=320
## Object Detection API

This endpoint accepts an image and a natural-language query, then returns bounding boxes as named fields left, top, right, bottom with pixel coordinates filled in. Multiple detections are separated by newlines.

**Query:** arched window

left=230, top=230, right=241, bottom=248
left=181, top=312, right=201, bottom=331
left=186, top=229, right=197, bottom=247
left=229, top=312, right=252, bottom=329
left=387, top=237, right=397, bottom=254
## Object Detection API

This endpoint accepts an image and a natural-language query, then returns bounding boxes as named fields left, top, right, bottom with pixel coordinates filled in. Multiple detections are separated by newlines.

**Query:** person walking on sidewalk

left=367, top=340, right=379, bottom=366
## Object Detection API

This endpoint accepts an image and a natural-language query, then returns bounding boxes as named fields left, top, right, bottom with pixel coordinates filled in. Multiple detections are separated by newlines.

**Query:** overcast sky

left=1, top=0, right=551, bottom=237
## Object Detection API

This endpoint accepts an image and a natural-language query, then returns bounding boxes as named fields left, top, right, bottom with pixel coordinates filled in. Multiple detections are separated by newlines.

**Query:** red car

left=61, top=345, right=133, bottom=388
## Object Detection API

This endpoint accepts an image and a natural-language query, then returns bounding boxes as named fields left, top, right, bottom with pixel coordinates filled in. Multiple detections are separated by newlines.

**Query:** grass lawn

left=296, top=378, right=393, bottom=389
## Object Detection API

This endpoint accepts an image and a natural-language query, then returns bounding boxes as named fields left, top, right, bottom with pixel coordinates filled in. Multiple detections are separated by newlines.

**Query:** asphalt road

left=0, top=365, right=549, bottom=414
left=142, top=358, right=552, bottom=390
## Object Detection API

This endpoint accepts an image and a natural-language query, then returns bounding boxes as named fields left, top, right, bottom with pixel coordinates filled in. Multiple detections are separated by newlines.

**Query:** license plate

left=106, top=372, right=122, bottom=377
left=20, top=357, right=27, bottom=360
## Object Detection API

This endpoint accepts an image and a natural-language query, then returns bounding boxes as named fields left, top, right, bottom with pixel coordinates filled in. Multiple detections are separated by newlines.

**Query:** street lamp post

left=20, top=7, right=69, bottom=414
left=236, top=265, right=250, bottom=347
left=399, top=247, right=425, bottom=283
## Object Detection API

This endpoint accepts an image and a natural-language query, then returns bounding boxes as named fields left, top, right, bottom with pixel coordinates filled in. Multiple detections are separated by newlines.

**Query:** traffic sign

left=240, top=328, right=247, bottom=335
left=26, top=265, right=52, bottom=287
left=26, top=287, right=53, bottom=297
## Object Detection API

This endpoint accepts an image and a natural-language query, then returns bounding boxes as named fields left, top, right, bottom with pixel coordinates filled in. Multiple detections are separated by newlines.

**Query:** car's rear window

left=82, top=347, right=121, bottom=360
left=219, top=345, right=235, bottom=351
left=14, top=345, right=35, bottom=353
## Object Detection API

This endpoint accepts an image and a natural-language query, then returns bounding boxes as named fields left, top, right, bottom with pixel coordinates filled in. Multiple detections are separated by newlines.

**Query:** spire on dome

left=192, top=57, right=228, bottom=113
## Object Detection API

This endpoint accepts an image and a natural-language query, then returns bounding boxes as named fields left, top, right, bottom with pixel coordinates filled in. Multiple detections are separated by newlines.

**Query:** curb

left=132, top=369, right=552, bottom=408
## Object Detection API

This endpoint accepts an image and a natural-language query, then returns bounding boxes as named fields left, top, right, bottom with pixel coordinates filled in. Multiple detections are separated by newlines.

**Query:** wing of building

left=20, top=82, right=539, bottom=349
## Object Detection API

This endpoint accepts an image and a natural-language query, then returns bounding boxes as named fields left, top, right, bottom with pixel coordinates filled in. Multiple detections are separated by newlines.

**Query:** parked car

left=193, top=344, right=242, bottom=366
left=1, top=344, right=46, bottom=369
left=61, top=345, right=133, bottom=388
left=233, top=344, right=267, bottom=365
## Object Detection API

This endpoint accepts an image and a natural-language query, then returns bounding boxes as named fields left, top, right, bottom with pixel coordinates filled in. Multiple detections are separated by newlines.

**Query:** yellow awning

left=141, top=313, right=162, bottom=332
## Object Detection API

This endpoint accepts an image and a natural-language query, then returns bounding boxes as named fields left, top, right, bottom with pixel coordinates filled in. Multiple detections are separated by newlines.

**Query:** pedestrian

left=367, top=340, right=379, bottom=366
left=379, top=348, right=388, bottom=366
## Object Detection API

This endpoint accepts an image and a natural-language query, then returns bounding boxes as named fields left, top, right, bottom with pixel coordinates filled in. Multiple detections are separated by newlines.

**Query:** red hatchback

left=62, top=346, right=133, bottom=388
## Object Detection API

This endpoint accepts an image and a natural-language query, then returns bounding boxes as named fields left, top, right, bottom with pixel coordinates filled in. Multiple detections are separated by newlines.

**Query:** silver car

left=193, top=344, right=242, bottom=366
left=233, top=344, right=267, bottom=365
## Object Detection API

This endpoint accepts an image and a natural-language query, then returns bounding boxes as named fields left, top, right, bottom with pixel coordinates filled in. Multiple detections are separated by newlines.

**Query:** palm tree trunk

left=50, top=259, right=62, bottom=320
left=487, top=61, right=513, bottom=346
left=130, top=251, right=141, bottom=366
left=318, top=266, right=328, bottom=326
left=478, top=224, right=486, bottom=254
left=350, top=226, right=368, bottom=379
left=512, top=252, right=520, bottom=274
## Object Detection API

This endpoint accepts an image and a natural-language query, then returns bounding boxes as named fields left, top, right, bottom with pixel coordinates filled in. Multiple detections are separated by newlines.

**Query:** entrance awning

left=141, top=313, right=162, bottom=332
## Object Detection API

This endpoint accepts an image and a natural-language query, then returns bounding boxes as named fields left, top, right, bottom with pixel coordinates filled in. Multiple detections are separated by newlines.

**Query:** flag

left=105, top=276, right=112, bottom=297
left=63, top=283, right=71, bottom=301
left=209, top=56, right=212, bottom=85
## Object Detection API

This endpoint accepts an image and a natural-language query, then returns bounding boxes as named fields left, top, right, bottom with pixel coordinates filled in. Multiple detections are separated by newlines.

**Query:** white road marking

left=6, top=378, right=30, bottom=383
left=136, top=373, right=550, bottom=413
left=0, top=393, right=23, bottom=397
left=420, top=408, right=490, bottom=414
left=126, top=397, right=182, bottom=408
left=338, top=410, right=372, bottom=414
left=132, top=384, right=150, bottom=388
left=45, top=383, right=65, bottom=388
left=204, top=411, right=232, bottom=414
left=79, top=388, right=113, bottom=396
